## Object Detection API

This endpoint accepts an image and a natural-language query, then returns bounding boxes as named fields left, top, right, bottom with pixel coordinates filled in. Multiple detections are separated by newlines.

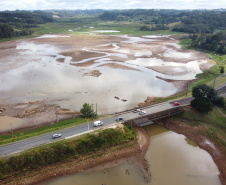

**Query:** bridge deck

left=125, top=107, right=183, bottom=127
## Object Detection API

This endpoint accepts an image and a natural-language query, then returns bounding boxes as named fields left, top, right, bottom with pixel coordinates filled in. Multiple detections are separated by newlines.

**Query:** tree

left=192, top=84, right=218, bottom=103
left=80, top=103, right=93, bottom=118
left=214, top=96, right=225, bottom=107
left=220, top=66, right=225, bottom=74
left=191, top=98, right=213, bottom=113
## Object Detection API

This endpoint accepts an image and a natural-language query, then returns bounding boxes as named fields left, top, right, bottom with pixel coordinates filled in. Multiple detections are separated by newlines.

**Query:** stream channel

left=46, top=124, right=221, bottom=185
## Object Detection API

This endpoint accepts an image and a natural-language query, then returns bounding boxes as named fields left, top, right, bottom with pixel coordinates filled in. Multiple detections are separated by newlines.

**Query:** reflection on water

left=47, top=124, right=221, bottom=185
left=143, top=123, right=168, bottom=137
left=145, top=124, right=220, bottom=185
left=185, top=137, right=198, bottom=147
left=0, top=35, right=212, bottom=114
left=0, top=40, right=178, bottom=114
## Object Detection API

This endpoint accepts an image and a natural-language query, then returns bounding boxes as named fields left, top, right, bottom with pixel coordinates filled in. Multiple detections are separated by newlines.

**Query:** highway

left=0, top=100, right=188, bottom=156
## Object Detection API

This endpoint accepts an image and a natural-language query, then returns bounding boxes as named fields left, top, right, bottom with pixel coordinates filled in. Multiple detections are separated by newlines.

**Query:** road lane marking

left=65, top=130, right=94, bottom=139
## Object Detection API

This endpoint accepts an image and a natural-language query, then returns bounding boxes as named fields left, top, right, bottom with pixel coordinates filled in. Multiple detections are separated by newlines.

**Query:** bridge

left=124, top=106, right=184, bottom=127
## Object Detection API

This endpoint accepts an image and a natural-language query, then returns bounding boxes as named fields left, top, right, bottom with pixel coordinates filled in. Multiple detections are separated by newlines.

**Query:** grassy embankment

left=173, top=106, right=226, bottom=148
left=0, top=125, right=136, bottom=182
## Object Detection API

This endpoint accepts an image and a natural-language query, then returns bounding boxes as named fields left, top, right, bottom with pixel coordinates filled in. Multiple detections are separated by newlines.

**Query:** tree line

left=190, top=31, right=226, bottom=54
left=98, top=9, right=226, bottom=34
left=0, top=10, right=53, bottom=39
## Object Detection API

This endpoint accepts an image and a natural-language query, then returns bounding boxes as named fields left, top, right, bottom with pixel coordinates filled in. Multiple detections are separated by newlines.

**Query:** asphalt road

left=0, top=101, right=179, bottom=156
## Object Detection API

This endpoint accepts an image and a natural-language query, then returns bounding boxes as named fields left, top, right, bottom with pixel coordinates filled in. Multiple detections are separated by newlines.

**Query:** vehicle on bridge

left=116, top=116, right=124, bottom=121
left=133, top=109, right=141, bottom=113
left=52, top=133, right=62, bottom=139
left=139, top=110, right=146, bottom=115
left=94, top=120, right=104, bottom=127
left=174, top=102, right=180, bottom=106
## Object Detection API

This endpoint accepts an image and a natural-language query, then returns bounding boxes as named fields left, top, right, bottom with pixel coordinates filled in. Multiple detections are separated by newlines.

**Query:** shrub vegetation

left=0, top=124, right=135, bottom=180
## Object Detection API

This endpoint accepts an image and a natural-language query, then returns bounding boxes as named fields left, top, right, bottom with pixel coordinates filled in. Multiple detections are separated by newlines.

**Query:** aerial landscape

left=0, top=0, right=226, bottom=185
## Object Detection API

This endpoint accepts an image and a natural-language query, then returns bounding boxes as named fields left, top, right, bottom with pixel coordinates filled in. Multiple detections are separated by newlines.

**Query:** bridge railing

left=125, top=107, right=184, bottom=127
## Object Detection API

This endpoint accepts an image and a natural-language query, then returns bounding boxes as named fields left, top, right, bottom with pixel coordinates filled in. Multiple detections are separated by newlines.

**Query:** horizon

left=1, top=0, right=226, bottom=11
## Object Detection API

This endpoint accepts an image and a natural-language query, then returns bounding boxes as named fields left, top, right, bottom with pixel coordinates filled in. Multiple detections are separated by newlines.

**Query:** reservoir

left=46, top=124, right=221, bottom=185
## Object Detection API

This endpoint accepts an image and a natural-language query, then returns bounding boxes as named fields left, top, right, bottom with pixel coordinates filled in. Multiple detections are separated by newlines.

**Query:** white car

left=52, top=133, right=61, bottom=139
left=94, top=120, right=104, bottom=127
left=133, top=109, right=141, bottom=113
left=139, top=110, right=146, bottom=115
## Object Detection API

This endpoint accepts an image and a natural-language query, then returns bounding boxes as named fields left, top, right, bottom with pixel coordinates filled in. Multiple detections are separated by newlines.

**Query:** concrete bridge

left=124, top=106, right=184, bottom=127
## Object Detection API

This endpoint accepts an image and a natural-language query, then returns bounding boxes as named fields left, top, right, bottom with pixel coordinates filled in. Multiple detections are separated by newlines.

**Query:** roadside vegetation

left=0, top=124, right=136, bottom=182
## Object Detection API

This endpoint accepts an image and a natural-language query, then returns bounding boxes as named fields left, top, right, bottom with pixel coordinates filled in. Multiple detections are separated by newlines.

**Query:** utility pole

left=10, top=123, right=14, bottom=142
left=55, top=112, right=59, bottom=130
left=96, top=103, right=97, bottom=118
left=213, top=75, right=216, bottom=89
left=186, top=83, right=189, bottom=97
left=92, top=104, right=93, bottom=120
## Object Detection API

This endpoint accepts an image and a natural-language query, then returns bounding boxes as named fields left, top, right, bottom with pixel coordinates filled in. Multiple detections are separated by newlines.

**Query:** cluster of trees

left=190, top=31, right=226, bottom=54
left=0, top=10, right=53, bottom=39
left=0, top=10, right=53, bottom=24
left=191, top=84, right=224, bottom=113
left=99, top=9, right=181, bottom=23
left=172, top=11, right=226, bottom=33
left=140, top=24, right=169, bottom=31
left=172, top=24, right=213, bottom=34
left=0, top=23, right=34, bottom=38
left=98, top=9, right=226, bottom=34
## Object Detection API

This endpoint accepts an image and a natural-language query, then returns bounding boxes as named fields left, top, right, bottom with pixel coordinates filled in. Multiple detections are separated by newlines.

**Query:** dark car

left=133, top=109, right=141, bottom=113
left=116, top=116, right=124, bottom=121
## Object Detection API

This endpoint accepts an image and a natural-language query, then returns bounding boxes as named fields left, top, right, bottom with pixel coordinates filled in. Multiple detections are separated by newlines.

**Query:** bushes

left=0, top=125, right=136, bottom=179
left=76, top=126, right=134, bottom=155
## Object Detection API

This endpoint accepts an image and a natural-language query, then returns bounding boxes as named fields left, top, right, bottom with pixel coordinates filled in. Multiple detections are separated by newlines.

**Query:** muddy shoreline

left=157, top=117, right=226, bottom=185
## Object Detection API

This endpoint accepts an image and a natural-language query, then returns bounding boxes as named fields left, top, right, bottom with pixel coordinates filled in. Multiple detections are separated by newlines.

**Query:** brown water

left=46, top=124, right=221, bottom=185
left=0, top=116, right=24, bottom=132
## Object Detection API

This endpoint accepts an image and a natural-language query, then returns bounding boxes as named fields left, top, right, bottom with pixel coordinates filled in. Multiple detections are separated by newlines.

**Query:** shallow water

left=0, top=116, right=24, bottom=132
left=46, top=124, right=221, bottom=185
left=47, top=163, right=146, bottom=185
left=0, top=35, right=211, bottom=114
